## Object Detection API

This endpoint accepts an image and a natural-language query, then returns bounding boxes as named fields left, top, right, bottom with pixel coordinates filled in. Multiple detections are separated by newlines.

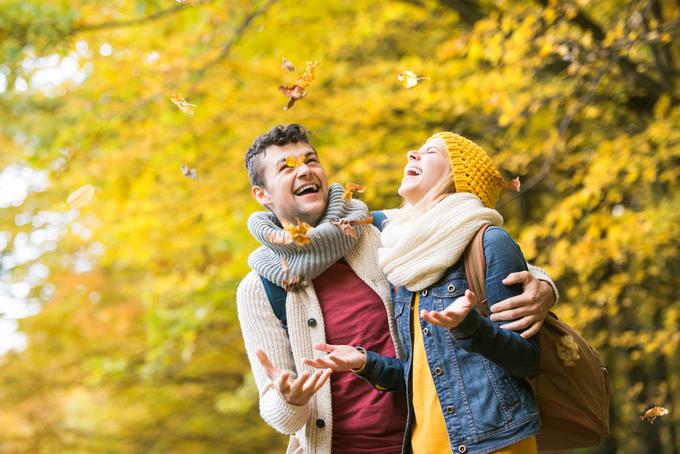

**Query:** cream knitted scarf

left=248, top=183, right=370, bottom=287
left=378, top=193, right=503, bottom=292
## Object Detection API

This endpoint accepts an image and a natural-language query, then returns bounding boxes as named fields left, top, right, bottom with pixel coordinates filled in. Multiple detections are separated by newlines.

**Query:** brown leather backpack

left=463, top=225, right=611, bottom=452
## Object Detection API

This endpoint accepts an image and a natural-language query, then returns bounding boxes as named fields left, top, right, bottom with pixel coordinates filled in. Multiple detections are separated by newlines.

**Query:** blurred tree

left=0, top=0, right=678, bottom=452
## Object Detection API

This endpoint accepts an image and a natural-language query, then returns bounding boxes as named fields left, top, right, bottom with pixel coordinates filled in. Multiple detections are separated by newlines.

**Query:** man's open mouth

left=294, top=184, right=320, bottom=196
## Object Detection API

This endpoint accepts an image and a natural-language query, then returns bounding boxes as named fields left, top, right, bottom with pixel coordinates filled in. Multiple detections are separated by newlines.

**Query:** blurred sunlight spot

left=15, top=77, right=28, bottom=91
left=0, top=164, right=48, bottom=208
left=145, top=51, right=160, bottom=65
left=0, top=319, right=27, bottom=354
left=612, top=204, right=624, bottom=217
left=99, top=43, right=113, bottom=56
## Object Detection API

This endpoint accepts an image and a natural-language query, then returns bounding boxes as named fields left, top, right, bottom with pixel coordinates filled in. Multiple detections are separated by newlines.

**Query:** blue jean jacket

left=358, top=227, right=540, bottom=453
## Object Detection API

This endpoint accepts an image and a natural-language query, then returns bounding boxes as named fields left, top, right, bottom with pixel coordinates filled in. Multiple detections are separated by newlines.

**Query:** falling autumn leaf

left=496, top=176, right=521, bottom=192
left=641, top=406, right=669, bottom=423
left=330, top=214, right=373, bottom=238
left=342, top=182, right=367, bottom=201
left=181, top=165, right=198, bottom=179
left=397, top=70, right=429, bottom=89
left=279, top=61, right=319, bottom=110
left=284, top=220, right=312, bottom=246
left=281, top=57, right=295, bottom=72
left=67, top=184, right=96, bottom=209
left=556, top=334, right=580, bottom=366
left=286, top=155, right=305, bottom=168
left=266, top=232, right=291, bottom=245
left=171, top=93, right=196, bottom=115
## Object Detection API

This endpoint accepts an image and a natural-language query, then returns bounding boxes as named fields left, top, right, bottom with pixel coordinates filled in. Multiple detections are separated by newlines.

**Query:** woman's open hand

left=421, top=289, right=477, bottom=329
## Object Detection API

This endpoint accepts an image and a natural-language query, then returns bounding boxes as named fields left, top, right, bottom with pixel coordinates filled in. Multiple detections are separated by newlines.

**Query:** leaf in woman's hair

left=67, top=185, right=96, bottom=208
left=641, top=406, right=669, bottom=423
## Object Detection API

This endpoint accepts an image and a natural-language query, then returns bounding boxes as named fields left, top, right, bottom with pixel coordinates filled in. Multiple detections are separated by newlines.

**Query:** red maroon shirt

left=312, top=260, right=406, bottom=454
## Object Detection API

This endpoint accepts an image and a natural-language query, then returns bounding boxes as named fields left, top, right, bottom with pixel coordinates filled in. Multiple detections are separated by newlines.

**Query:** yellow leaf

left=67, top=184, right=96, bottom=209
left=397, top=70, right=429, bottom=89
left=641, top=406, right=669, bottom=423
left=170, top=93, right=196, bottom=115
left=284, top=220, right=312, bottom=246
left=556, top=334, right=580, bottom=366
left=286, top=155, right=305, bottom=168
left=342, top=182, right=367, bottom=201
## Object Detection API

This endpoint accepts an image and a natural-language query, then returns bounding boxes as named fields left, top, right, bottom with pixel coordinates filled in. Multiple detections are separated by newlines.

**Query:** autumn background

left=0, top=0, right=678, bottom=452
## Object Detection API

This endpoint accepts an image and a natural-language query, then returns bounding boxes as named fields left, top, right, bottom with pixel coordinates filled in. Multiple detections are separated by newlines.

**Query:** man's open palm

left=255, top=349, right=331, bottom=406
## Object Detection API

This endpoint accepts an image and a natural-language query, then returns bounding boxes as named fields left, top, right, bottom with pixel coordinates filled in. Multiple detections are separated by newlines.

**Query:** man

left=236, top=124, right=557, bottom=453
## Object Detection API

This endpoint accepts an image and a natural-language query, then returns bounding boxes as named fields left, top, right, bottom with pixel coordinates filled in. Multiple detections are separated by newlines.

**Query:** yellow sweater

left=410, top=294, right=537, bottom=454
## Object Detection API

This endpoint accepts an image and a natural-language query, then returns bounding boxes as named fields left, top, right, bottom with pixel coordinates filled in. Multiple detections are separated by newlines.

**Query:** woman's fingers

left=520, top=321, right=542, bottom=339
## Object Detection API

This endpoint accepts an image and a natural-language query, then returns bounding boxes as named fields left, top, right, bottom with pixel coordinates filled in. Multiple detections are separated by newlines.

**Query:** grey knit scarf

left=248, top=183, right=370, bottom=287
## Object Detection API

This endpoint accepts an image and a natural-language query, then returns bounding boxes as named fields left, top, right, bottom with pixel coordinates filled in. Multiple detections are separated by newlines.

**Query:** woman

left=304, top=132, right=540, bottom=453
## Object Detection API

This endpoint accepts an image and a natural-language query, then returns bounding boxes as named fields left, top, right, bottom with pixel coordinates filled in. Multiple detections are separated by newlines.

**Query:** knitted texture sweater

left=237, top=226, right=404, bottom=454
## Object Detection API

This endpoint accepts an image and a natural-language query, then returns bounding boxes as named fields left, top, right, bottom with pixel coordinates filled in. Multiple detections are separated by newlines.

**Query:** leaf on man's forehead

left=279, top=61, right=319, bottom=110
left=67, top=184, right=96, bottom=209
left=181, top=165, right=198, bottom=179
left=284, top=219, right=312, bottom=246
left=641, top=406, right=669, bottom=423
left=286, top=155, right=305, bottom=168
left=281, top=57, right=295, bottom=72
left=342, top=182, right=367, bottom=201
left=170, top=93, right=196, bottom=115
left=397, top=70, right=429, bottom=89
left=556, top=334, right=580, bottom=367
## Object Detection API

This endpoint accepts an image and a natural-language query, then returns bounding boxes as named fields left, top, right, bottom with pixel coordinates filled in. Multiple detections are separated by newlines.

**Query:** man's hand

left=421, top=289, right=477, bottom=329
left=303, top=343, right=366, bottom=371
left=489, top=271, right=555, bottom=339
left=256, top=349, right=331, bottom=406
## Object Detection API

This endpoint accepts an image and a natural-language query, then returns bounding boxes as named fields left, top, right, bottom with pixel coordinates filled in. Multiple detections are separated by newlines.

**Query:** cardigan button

left=315, top=418, right=325, bottom=428
left=307, top=318, right=317, bottom=328
left=434, top=367, right=443, bottom=375
left=447, top=284, right=456, bottom=293
left=458, top=445, right=467, bottom=453
left=421, top=289, right=428, bottom=297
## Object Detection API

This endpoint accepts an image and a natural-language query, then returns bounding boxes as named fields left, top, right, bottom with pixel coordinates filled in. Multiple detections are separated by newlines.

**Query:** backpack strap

left=371, top=210, right=388, bottom=232
left=463, top=224, right=492, bottom=317
left=258, top=275, right=288, bottom=335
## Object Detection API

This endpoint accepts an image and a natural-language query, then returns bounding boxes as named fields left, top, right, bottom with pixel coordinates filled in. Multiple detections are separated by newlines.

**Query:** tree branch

left=195, top=0, right=277, bottom=75
left=72, top=4, right=192, bottom=34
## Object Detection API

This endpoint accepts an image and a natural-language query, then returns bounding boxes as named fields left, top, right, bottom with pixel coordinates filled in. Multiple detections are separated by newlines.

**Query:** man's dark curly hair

left=245, top=124, right=314, bottom=187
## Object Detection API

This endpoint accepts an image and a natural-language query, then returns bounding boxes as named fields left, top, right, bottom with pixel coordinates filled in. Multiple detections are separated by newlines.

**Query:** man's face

left=252, top=142, right=329, bottom=227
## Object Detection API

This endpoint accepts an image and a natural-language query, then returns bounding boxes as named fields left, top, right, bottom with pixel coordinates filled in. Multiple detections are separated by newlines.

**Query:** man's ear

left=251, top=185, right=272, bottom=206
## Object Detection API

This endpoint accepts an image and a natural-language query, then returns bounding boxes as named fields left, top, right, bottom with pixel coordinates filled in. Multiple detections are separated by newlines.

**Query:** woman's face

left=398, top=137, right=452, bottom=205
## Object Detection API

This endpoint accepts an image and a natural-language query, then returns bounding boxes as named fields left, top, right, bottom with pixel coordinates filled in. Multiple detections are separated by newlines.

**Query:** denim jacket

left=357, top=226, right=540, bottom=454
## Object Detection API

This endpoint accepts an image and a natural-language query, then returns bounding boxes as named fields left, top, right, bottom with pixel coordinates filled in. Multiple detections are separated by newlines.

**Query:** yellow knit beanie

left=429, top=132, right=519, bottom=208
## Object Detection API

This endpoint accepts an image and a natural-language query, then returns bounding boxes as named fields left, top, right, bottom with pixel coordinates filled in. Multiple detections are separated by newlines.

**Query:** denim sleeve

left=450, top=226, right=540, bottom=377
left=354, top=349, right=406, bottom=393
